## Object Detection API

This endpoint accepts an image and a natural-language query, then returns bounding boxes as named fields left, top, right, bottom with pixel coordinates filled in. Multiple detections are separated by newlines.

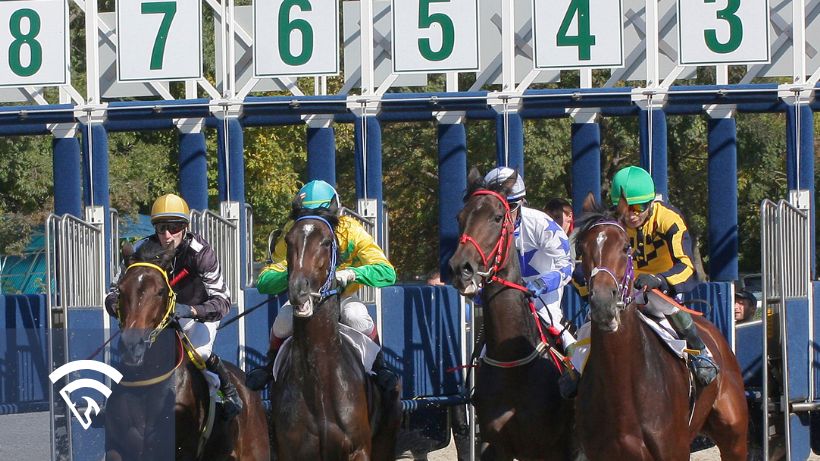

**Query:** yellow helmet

left=150, top=194, right=190, bottom=224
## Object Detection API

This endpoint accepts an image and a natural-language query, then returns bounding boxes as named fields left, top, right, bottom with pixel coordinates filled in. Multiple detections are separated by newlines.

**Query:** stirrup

left=690, top=355, right=719, bottom=387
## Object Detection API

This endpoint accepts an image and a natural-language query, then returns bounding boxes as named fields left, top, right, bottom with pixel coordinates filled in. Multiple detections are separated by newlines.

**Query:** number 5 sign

left=532, top=0, right=623, bottom=69
left=391, top=0, right=479, bottom=73
left=0, top=0, right=67, bottom=87
left=678, top=0, right=769, bottom=65
left=116, top=0, right=202, bottom=81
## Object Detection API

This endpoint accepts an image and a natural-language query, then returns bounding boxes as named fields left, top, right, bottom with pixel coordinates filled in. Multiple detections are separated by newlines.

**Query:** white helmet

left=484, top=167, right=526, bottom=201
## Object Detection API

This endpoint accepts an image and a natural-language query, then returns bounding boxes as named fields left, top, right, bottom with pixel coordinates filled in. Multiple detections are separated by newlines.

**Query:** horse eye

left=494, top=214, right=503, bottom=223
left=321, top=239, right=333, bottom=247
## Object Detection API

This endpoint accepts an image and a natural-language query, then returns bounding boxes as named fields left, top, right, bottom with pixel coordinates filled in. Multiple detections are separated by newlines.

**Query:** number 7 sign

left=532, top=0, right=623, bottom=69
left=116, top=0, right=202, bottom=82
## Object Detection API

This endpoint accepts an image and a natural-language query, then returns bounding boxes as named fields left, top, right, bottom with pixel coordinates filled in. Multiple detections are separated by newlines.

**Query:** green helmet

left=297, top=180, right=340, bottom=209
left=610, top=166, right=655, bottom=206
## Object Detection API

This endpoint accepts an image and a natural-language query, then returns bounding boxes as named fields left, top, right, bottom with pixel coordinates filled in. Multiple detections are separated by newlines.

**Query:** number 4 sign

left=532, top=0, right=624, bottom=69
left=116, top=0, right=202, bottom=82
left=678, top=0, right=769, bottom=65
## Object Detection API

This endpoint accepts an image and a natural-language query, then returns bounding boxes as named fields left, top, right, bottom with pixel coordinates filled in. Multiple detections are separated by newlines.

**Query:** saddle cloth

left=272, top=323, right=381, bottom=381
left=568, top=312, right=687, bottom=374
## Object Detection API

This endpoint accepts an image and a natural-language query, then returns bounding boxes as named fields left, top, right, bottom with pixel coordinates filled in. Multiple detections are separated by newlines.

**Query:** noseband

left=586, top=221, right=634, bottom=307
left=294, top=215, right=339, bottom=301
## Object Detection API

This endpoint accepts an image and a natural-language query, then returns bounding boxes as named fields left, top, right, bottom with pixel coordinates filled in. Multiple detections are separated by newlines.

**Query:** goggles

left=154, top=222, right=187, bottom=235
left=628, top=202, right=652, bottom=214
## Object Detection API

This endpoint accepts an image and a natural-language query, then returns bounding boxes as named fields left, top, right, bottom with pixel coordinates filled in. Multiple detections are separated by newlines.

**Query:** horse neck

left=588, top=306, right=646, bottom=386
left=119, top=329, right=179, bottom=382
left=291, top=298, right=345, bottom=370
left=481, top=252, right=539, bottom=358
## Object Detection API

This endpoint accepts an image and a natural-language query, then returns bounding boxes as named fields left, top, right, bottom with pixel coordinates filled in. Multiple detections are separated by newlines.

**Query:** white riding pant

left=535, top=304, right=576, bottom=348
left=179, top=318, right=218, bottom=361
left=271, top=295, right=376, bottom=341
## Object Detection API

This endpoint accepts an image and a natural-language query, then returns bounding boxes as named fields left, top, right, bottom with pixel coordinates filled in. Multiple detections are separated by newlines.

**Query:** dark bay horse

left=269, top=205, right=401, bottom=460
left=574, top=193, right=748, bottom=461
left=448, top=167, right=575, bottom=461
left=105, top=240, right=269, bottom=461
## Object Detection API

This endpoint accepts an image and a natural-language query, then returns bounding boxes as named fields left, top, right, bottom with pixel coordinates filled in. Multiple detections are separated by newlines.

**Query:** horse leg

left=371, top=379, right=402, bottom=461
left=702, top=391, right=749, bottom=461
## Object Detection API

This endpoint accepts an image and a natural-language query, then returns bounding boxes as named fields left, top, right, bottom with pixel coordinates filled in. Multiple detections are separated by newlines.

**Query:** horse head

left=116, top=239, right=177, bottom=366
left=576, top=193, right=634, bottom=332
left=285, top=199, right=340, bottom=318
left=449, top=166, right=519, bottom=297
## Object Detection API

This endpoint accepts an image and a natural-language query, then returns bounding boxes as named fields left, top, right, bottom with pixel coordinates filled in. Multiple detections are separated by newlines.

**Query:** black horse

left=448, top=167, right=576, bottom=461
left=268, top=203, right=402, bottom=460
left=105, top=240, right=269, bottom=461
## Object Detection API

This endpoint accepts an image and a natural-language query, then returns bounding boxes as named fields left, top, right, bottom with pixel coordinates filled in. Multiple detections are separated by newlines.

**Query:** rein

left=459, top=189, right=563, bottom=371
left=295, top=215, right=340, bottom=302
left=586, top=221, right=635, bottom=307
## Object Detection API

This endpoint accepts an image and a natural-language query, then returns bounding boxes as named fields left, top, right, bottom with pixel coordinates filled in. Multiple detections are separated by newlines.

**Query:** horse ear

left=292, top=193, right=304, bottom=214
left=582, top=192, right=597, bottom=213
left=160, top=244, right=176, bottom=269
left=500, top=170, right=519, bottom=196
left=467, top=166, right=483, bottom=189
left=616, top=187, right=629, bottom=216
left=122, top=242, right=134, bottom=263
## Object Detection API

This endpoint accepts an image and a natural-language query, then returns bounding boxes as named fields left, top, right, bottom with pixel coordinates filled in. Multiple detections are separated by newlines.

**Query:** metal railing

left=244, top=203, right=254, bottom=287
left=109, top=208, right=120, bottom=281
left=190, top=202, right=240, bottom=301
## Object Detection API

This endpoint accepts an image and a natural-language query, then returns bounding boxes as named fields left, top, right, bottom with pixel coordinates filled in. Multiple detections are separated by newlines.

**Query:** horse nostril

left=460, top=262, right=475, bottom=278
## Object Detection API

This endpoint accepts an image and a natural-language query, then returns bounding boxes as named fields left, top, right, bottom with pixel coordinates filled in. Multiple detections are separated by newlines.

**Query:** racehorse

left=574, top=193, right=748, bottom=461
left=105, top=240, right=269, bottom=461
left=268, top=203, right=402, bottom=460
left=448, top=167, right=576, bottom=461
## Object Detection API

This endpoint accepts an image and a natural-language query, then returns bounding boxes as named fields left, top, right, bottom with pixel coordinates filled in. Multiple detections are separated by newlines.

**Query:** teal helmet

left=297, top=180, right=340, bottom=209
left=610, top=166, right=655, bottom=206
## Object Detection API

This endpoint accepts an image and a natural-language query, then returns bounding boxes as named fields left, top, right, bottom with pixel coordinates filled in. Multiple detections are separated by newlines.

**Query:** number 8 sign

left=0, top=0, right=67, bottom=86
left=532, top=0, right=624, bottom=69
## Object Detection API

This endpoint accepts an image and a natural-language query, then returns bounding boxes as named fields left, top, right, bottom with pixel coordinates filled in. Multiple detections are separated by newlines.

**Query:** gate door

left=761, top=197, right=812, bottom=461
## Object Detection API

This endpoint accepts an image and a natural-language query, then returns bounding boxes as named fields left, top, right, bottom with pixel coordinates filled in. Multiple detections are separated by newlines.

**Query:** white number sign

left=678, top=0, right=769, bottom=65
left=532, top=0, right=623, bottom=69
left=0, top=0, right=67, bottom=86
left=391, top=0, right=479, bottom=73
left=116, top=0, right=202, bottom=82
left=254, top=0, right=339, bottom=77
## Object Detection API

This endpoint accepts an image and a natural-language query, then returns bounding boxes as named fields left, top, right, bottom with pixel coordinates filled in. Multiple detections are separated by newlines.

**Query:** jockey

left=611, top=166, right=719, bottom=386
left=483, top=167, right=576, bottom=348
left=104, top=194, right=242, bottom=420
left=246, top=180, right=398, bottom=393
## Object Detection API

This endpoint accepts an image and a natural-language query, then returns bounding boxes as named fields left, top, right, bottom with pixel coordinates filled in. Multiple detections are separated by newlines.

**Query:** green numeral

left=418, top=0, right=454, bottom=61
left=556, top=0, right=596, bottom=61
left=141, top=1, right=177, bottom=70
left=9, top=8, right=42, bottom=77
left=278, top=0, right=313, bottom=66
left=704, top=0, right=743, bottom=53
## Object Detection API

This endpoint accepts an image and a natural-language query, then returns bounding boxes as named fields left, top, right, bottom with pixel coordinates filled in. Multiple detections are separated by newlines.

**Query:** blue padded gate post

left=495, top=111, right=524, bottom=175
left=81, top=123, right=112, bottom=284
left=571, top=120, right=601, bottom=212
left=53, top=133, right=82, bottom=217
left=639, top=108, right=668, bottom=200
left=707, top=116, right=738, bottom=281
left=178, top=128, right=208, bottom=211
left=354, top=115, right=385, bottom=245
left=786, top=104, right=816, bottom=277
left=437, top=119, right=467, bottom=283
left=306, top=119, right=337, bottom=186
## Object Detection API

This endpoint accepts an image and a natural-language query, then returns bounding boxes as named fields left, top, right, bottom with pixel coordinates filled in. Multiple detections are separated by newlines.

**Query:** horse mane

left=134, top=238, right=167, bottom=262
left=291, top=206, right=340, bottom=229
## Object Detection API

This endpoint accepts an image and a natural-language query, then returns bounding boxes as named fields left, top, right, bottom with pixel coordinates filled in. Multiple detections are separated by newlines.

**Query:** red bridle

left=458, top=190, right=516, bottom=284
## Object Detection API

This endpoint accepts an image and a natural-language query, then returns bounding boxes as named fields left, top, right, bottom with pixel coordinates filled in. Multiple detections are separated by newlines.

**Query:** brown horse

left=268, top=205, right=401, bottom=460
left=574, top=193, right=748, bottom=461
left=448, top=167, right=575, bottom=461
left=105, top=240, right=269, bottom=461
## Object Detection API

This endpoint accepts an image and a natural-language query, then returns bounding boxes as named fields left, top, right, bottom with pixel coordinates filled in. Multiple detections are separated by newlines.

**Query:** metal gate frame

left=761, top=195, right=813, bottom=461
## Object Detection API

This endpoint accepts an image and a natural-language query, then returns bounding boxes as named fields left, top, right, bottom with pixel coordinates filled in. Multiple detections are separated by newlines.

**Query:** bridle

left=294, top=215, right=339, bottom=302
left=119, top=262, right=177, bottom=344
left=585, top=221, right=635, bottom=308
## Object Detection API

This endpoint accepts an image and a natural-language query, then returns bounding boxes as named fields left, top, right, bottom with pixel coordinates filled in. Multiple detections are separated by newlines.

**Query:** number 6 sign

left=116, top=0, right=202, bottom=82
left=0, top=0, right=67, bottom=87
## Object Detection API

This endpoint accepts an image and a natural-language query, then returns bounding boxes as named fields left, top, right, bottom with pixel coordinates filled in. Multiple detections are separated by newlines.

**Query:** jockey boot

left=372, top=350, right=398, bottom=394
left=206, top=354, right=243, bottom=420
left=245, top=344, right=280, bottom=391
left=667, top=310, right=720, bottom=387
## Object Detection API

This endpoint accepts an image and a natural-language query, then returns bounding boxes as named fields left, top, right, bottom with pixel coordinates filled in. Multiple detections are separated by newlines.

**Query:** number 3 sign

left=116, top=0, right=202, bottom=82
left=678, top=0, right=769, bottom=65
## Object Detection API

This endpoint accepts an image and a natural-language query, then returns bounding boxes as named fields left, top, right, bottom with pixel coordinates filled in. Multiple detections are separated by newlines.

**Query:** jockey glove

left=526, top=278, right=549, bottom=296
left=634, top=273, right=668, bottom=292
left=174, top=303, right=197, bottom=319
left=335, top=269, right=356, bottom=287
